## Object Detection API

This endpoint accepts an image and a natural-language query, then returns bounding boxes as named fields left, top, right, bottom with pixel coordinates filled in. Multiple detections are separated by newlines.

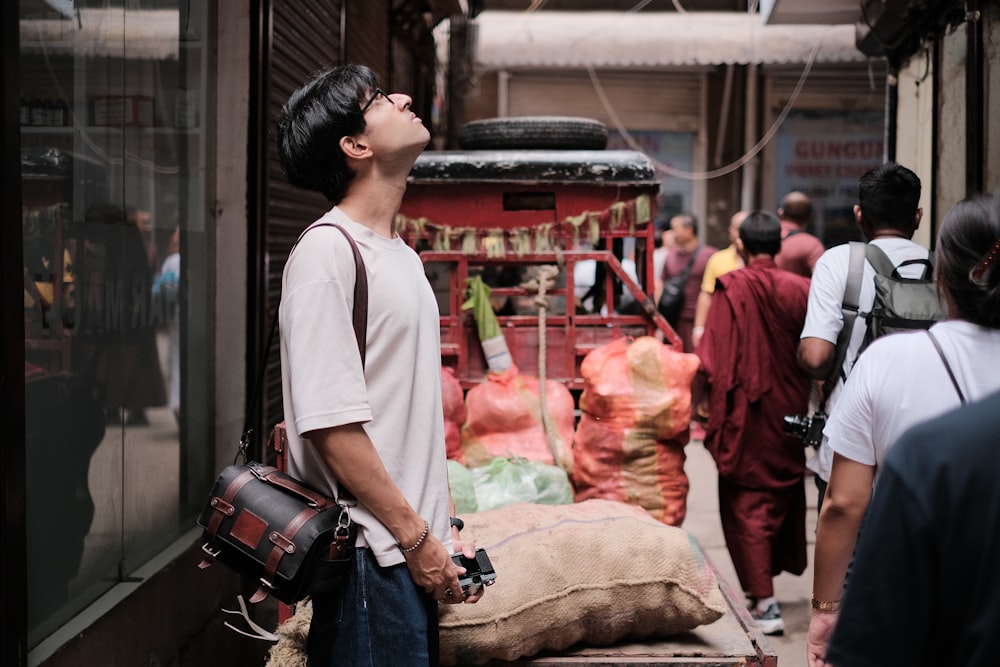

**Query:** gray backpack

left=840, top=241, right=947, bottom=364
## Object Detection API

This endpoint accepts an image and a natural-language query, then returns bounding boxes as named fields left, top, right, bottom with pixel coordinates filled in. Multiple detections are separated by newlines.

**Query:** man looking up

left=276, top=64, right=481, bottom=667
left=775, top=191, right=824, bottom=277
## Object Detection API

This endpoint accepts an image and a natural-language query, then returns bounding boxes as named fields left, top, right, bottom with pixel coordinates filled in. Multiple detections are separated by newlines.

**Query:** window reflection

left=20, top=1, right=206, bottom=646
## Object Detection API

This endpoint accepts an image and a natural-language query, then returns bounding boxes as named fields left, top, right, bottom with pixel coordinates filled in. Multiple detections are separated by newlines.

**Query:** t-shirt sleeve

left=824, top=351, right=877, bottom=466
left=701, top=252, right=721, bottom=293
left=800, top=250, right=844, bottom=344
left=826, top=460, right=933, bottom=667
left=807, top=236, right=825, bottom=271
left=281, top=232, right=371, bottom=435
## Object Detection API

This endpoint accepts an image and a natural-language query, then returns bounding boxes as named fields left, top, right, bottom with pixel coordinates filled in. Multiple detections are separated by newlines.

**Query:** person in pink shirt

left=775, top=191, right=824, bottom=277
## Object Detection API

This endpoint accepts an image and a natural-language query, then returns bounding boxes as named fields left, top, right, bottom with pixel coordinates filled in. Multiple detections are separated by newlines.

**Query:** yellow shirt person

left=692, top=211, right=747, bottom=348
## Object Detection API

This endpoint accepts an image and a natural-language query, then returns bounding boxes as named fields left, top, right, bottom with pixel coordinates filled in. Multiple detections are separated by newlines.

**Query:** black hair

left=936, top=193, right=1000, bottom=328
left=857, top=162, right=921, bottom=234
left=739, top=210, right=782, bottom=257
left=276, top=64, right=380, bottom=204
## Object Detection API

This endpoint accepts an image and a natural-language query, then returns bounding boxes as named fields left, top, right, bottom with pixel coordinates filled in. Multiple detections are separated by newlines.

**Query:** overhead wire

left=585, top=34, right=822, bottom=181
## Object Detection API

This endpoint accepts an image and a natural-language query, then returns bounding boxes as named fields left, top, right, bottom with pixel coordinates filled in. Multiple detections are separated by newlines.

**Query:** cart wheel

left=458, top=116, right=609, bottom=150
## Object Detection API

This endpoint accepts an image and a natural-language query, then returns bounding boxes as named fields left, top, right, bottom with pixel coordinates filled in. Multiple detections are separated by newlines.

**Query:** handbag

left=197, top=223, right=366, bottom=605
left=657, top=245, right=700, bottom=327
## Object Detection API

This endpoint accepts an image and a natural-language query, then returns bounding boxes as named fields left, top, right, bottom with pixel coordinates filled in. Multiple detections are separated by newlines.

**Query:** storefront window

left=20, top=1, right=209, bottom=646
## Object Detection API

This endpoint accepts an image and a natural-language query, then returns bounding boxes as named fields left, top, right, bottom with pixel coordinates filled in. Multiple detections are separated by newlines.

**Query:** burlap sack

left=439, top=499, right=727, bottom=665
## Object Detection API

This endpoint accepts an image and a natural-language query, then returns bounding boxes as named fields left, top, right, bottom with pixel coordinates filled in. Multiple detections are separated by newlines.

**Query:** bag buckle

left=201, top=542, right=221, bottom=559
left=334, top=506, right=353, bottom=543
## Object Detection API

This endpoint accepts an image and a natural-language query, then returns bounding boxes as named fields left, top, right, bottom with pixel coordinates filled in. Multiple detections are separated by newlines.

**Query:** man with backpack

left=796, top=162, right=942, bottom=510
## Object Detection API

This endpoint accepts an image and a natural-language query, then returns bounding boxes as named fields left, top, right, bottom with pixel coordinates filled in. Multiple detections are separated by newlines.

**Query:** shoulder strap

left=822, top=241, right=866, bottom=402
left=678, top=245, right=700, bottom=279
left=864, top=242, right=935, bottom=281
left=927, top=330, right=967, bottom=404
left=863, top=242, right=897, bottom=278
left=240, top=222, right=368, bottom=462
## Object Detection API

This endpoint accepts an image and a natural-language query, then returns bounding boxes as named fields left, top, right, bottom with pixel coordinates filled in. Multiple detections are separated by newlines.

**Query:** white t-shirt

left=279, top=208, right=452, bottom=567
left=800, top=237, right=933, bottom=480
left=827, top=320, right=1000, bottom=474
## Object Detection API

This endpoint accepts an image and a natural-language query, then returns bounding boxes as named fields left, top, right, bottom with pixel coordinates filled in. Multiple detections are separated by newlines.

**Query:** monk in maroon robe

left=694, top=210, right=811, bottom=635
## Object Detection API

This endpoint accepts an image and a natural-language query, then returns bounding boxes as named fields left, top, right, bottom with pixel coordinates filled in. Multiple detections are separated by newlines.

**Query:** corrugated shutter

left=346, top=2, right=389, bottom=79
left=506, top=70, right=703, bottom=132
left=766, top=63, right=887, bottom=110
left=258, top=0, right=345, bottom=448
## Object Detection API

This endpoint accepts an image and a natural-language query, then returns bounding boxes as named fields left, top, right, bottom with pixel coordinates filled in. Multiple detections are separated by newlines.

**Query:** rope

left=527, top=265, right=572, bottom=475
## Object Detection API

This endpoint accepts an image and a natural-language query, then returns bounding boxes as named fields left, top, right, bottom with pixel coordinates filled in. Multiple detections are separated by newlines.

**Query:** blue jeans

left=307, top=547, right=439, bottom=667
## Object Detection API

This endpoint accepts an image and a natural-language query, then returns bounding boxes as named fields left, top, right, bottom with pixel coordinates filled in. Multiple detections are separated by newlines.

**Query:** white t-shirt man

left=827, top=320, right=1000, bottom=474
left=800, top=237, right=934, bottom=481
left=279, top=208, right=452, bottom=568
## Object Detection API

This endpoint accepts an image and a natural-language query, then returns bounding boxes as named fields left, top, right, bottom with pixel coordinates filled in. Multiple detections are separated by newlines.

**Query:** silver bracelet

left=398, top=520, right=429, bottom=553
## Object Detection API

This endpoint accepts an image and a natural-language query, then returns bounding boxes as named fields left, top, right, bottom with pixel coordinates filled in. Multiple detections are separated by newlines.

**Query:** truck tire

left=458, top=116, right=609, bottom=150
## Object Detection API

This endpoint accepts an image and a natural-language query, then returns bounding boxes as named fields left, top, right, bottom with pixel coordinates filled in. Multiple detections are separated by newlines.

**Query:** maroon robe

left=694, top=257, right=811, bottom=597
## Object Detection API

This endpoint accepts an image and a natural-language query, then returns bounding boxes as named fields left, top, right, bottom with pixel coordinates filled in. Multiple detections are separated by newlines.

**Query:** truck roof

left=408, top=149, right=658, bottom=186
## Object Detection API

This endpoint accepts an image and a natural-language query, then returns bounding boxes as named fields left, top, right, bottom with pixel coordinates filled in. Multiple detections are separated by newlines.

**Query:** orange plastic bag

left=460, top=366, right=574, bottom=469
left=572, top=337, right=700, bottom=526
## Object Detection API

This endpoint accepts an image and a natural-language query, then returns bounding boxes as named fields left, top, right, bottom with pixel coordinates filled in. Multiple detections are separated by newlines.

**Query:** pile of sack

left=447, top=335, right=700, bottom=526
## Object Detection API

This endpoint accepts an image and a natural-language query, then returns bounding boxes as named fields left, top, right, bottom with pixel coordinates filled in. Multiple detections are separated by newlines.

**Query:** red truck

left=274, top=118, right=778, bottom=665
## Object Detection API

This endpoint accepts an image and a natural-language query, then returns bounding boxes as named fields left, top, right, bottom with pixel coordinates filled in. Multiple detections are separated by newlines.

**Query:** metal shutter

left=506, top=70, right=704, bottom=132
left=765, top=63, right=888, bottom=111
left=346, top=2, right=390, bottom=79
left=252, top=0, right=345, bottom=457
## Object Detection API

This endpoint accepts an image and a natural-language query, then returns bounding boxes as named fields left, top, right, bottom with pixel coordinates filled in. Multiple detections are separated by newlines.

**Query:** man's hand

left=401, top=533, right=466, bottom=604
left=807, top=610, right=838, bottom=667
left=451, top=537, right=485, bottom=604
left=402, top=534, right=484, bottom=605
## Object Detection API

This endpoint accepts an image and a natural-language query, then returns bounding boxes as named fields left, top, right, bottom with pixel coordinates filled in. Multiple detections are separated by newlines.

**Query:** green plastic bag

left=471, top=457, right=574, bottom=512
left=448, top=459, right=479, bottom=515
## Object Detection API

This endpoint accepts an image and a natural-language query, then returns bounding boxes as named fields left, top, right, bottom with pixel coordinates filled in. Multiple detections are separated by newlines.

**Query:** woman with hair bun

left=807, top=193, right=1000, bottom=667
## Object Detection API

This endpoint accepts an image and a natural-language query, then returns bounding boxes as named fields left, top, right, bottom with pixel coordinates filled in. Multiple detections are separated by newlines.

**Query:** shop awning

left=474, top=11, right=869, bottom=69
left=20, top=8, right=180, bottom=60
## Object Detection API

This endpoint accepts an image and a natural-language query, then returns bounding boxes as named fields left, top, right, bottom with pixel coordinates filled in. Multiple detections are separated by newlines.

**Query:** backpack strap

left=822, top=241, right=866, bottom=402
left=866, top=243, right=935, bottom=281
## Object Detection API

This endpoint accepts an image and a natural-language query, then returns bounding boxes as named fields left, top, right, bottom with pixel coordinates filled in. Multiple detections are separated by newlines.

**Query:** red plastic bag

left=572, top=337, right=700, bottom=526
left=442, top=367, right=466, bottom=460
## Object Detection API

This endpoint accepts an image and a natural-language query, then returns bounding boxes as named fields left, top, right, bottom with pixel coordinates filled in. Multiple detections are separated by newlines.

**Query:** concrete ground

left=683, top=438, right=816, bottom=667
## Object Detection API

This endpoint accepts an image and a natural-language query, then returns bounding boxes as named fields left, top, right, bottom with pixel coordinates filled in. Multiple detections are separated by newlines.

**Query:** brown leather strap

left=205, top=468, right=257, bottom=539
left=242, top=222, right=366, bottom=505
left=252, top=465, right=333, bottom=509
left=250, top=505, right=319, bottom=603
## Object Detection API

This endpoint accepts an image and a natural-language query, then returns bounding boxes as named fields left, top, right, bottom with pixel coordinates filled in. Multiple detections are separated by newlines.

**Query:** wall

left=895, top=50, right=935, bottom=249
left=936, top=23, right=968, bottom=217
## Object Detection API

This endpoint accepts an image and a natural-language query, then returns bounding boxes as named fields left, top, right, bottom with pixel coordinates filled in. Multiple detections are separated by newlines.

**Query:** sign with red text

left=775, top=110, right=884, bottom=246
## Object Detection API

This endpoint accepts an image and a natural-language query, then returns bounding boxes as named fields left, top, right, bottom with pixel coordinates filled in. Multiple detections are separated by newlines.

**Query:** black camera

left=451, top=548, right=497, bottom=597
left=782, top=411, right=826, bottom=449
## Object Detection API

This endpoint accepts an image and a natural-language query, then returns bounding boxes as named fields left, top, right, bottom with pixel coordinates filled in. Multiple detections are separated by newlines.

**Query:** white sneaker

left=751, top=602, right=785, bottom=635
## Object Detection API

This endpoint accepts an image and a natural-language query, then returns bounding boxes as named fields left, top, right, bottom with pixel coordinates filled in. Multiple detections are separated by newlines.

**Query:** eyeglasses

left=360, top=88, right=394, bottom=114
